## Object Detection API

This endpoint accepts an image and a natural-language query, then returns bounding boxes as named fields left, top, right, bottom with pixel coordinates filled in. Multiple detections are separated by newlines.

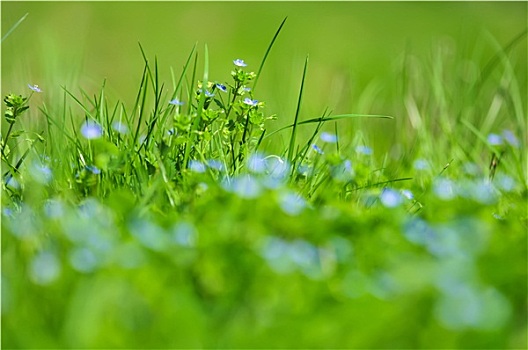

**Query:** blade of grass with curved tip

left=288, top=55, right=309, bottom=163
left=253, top=16, right=288, bottom=92
left=266, top=113, right=393, bottom=138
left=1, top=13, right=28, bottom=43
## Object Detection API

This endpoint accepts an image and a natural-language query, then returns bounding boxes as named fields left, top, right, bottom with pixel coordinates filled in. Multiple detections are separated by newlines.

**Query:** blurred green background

left=2, top=2, right=526, bottom=127
left=2, top=3, right=527, bottom=348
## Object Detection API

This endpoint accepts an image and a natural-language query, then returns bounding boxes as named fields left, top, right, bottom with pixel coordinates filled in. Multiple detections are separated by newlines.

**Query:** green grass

left=1, top=11, right=527, bottom=349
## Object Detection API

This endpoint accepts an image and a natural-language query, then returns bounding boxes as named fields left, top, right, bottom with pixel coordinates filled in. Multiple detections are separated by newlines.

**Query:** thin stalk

left=288, top=55, right=309, bottom=163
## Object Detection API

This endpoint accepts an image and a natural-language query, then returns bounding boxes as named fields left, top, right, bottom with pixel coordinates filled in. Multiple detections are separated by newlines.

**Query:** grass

left=1, top=14, right=527, bottom=349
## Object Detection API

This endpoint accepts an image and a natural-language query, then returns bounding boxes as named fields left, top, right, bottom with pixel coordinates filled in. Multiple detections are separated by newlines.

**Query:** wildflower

left=172, top=221, right=197, bottom=247
left=243, top=97, right=258, bottom=106
left=112, top=121, right=128, bottom=134
left=331, top=159, right=355, bottom=182
left=85, top=165, right=101, bottom=175
left=356, top=145, right=373, bottom=155
left=413, top=158, right=430, bottom=170
left=216, top=83, right=227, bottom=92
left=248, top=153, right=266, bottom=173
left=28, top=84, right=42, bottom=93
left=279, top=192, right=307, bottom=216
left=434, top=178, right=457, bottom=200
left=169, top=98, right=184, bottom=106
left=81, top=121, right=103, bottom=139
left=312, top=144, right=324, bottom=155
left=265, top=156, right=290, bottom=181
left=502, top=130, right=519, bottom=148
left=29, top=251, right=61, bottom=285
left=487, top=133, right=503, bottom=146
left=205, top=90, right=215, bottom=98
left=380, top=188, right=403, bottom=208
left=206, top=159, right=225, bottom=172
left=70, top=247, right=98, bottom=273
left=233, top=59, right=247, bottom=67
left=320, top=132, right=338, bottom=143
left=189, top=160, right=206, bottom=173
left=223, top=175, right=262, bottom=199
left=401, top=189, right=414, bottom=200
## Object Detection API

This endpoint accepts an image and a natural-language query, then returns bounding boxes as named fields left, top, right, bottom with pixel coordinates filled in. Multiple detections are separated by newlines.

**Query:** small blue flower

left=279, top=192, right=307, bottom=216
left=205, top=90, right=215, bottom=98
left=81, top=121, right=103, bottom=139
left=413, top=158, right=430, bottom=170
left=401, top=189, right=414, bottom=200
left=85, top=165, right=101, bottom=175
left=356, top=145, right=373, bottom=155
left=320, top=132, right=338, bottom=143
left=434, top=178, right=457, bottom=200
left=243, top=87, right=251, bottom=92
left=206, top=159, right=225, bottom=172
left=248, top=153, right=266, bottom=173
left=502, top=130, right=519, bottom=147
left=189, top=160, right=206, bottom=173
left=380, top=188, right=403, bottom=208
left=169, top=98, right=184, bottom=106
left=112, top=121, right=129, bottom=134
left=216, top=84, right=227, bottom=93
left=243, top=97, right=258, bottom=106
left=233, top=59, right=247, bottom=67
left=28, top=84, right=42, bottom=93
left=487, top=133, right=503, bottom=146
left=312, top=144, right=324, bottom=155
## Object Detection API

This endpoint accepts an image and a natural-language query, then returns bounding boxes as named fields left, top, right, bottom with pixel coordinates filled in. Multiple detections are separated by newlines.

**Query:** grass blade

left=253, top=16, right=288, bottom=91
left=267, top=113, right=393, bottom=138
left=288, top=55, right=309, bottom=163
left=1, top=13, right=29, bottom=43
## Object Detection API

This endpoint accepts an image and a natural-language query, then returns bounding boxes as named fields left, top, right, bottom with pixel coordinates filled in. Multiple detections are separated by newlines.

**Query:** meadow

left=1, top=2, right=527, bottom=348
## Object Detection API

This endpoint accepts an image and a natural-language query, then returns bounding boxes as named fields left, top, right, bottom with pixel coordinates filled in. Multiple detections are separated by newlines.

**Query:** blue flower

left=320, top=132, right=337, bottom=143
left=487, top=133, right=503, bottom=146
left=413, top=158, right=430, bottom=170
left=222, top=175, right=262, bottom=199
left=401, top=189, right=414, bottom=200
left=206, top=159, right=225, bottom=172
left=28, top=84, right=42, bottom=93
left=248, top=153, right=266, bottom=173
left=279, top=192, right=307, bottom=216
left=112, top=121, right=128, bottom=134
left=312, top=144, right=324, bottom=155
left=233, top=59, right=247, bottom=67
left=356, top=145, right=373, bottom=155
left=85, top=165, right=101, bottom=175
left=216, top=84, right=227, bottom=92
left=81, top=121, right=103, bottom=139
left=205, top=90, right=215, bottom=98
left=380, top=188, right=403, bottom=208
left=169, top=98, right=184, bottom=106
left=243, top=97, right=258, bottom=106
left=502, top=130, right=519, bottom=147
left=189, top=160, right=206, bottom=173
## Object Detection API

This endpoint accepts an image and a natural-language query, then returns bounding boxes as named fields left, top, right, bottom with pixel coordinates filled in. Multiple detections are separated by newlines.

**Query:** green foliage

left=1, top=17, right=527, bottom=350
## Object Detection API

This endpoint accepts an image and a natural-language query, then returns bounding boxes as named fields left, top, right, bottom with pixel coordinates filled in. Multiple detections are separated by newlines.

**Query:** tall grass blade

left=1, top=13, right=29, bottom=43
left=288, top=55, right=309, bottom=163
left=253, top=16, right=288, bottom=91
